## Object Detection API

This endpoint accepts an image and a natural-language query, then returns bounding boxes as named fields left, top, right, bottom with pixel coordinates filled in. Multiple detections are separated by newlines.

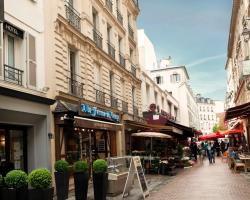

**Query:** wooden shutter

left=28, top=34, right=36, bottom=87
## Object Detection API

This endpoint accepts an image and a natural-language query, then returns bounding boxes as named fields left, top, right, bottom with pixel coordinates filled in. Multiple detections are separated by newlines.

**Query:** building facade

left=0, top=0, right=55, bottom=175
left=149, top=59, right=199, bottom=129
left=225, top=0, right=250, bottom=146
left=43, top=0, right=142, bottom=166
left=196, top=94, right=225, bottom=135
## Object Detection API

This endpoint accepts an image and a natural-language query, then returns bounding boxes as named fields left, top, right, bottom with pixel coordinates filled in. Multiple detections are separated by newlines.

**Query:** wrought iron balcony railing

left=117, top=9, right=123, bottom=25
left=4, top=64, right=23, bottom=86
left=65, top=1, right=81, bottom=30
left=96, top=90, right=106, bottom=105
left=107, top=41, right=115, bottom=59
left=106, top=0, right=113, bottom=13
left=131, top=64, right=136, bottom=77
left=122, top=101, right=128, bottom=113
left=93, top=29, right=103, bottom=49
left=110, top=96, right=118, bottom=109
left=119, top=53, right=126, bottom=67
left=68, top=77, right=84, bottom=98
left=128, top=24, right=134, bottom=39
left=133, top=105, right=139, bottom=116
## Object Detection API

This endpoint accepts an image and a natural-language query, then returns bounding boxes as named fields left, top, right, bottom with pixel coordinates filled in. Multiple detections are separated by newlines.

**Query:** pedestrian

left=211, top=141, right=216, bottom=163
left=214, top=140, right=220, bottom=157
left=199, top=142, right=206, bottom=164
left=207, top=142, right=212, bottom=164
left=220, top=140, right=225, bottom=155
left=190, top=139, right=198, bottom=161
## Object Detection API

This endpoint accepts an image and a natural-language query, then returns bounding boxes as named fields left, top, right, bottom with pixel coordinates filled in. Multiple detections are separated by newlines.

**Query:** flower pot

left=28, top=187, right=54, bottom=200
left=1, top=187, right=28, bottom=200
left=93, top=173, right=108, bottom=200
left=74, top=172, right=89, bottom=200
left=54, top=171, right=69, bottom=200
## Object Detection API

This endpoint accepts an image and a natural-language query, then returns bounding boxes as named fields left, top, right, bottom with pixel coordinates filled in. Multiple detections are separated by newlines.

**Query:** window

left=118, top=36, right=122, bottom=52
left=170, top=73, right=180, bottom=83
left=156, top=76, right=163, bottom=84
left=7, top=35, right=14, bottom=67
left=146, top=84, right=150, bottom=104
left=109, top=71, right=114, bottom=95
left=130, top=48, right=133, bottom=60
left=207, top=106, right=209, bottom=112
left=132, top=86, right=136, bottom=105
left=92, top=8, right=98, bottom=29
left=69, top=49, right=77, bottom=95
left=154, top=91, right=158, bottom=105
left=107, top=24, right=111, bottom=42
left=200, top=114, right=202, bottom=120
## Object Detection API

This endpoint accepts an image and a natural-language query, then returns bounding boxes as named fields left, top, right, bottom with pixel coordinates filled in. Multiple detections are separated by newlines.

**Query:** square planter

left=1, top=187, right=28, bottom=200
left=28, top=187, right=54, bottom=200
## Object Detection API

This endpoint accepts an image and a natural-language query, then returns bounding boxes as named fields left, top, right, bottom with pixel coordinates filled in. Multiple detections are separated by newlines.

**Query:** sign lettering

left=81, top=103, right=119, bottom=122
left=4, top=22, right=24, bottom=39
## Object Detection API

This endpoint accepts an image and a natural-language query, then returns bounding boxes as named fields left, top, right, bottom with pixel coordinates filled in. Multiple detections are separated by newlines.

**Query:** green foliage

left=0, top=174, right=3, bottom=186
left=4, top=170, right=28, bottom=189
left=29, top=168, right=52, bottom=189
left=93, top=159, right=107, bottom=174
left=177, top=144, right=184, bottom=158
left=54, top=160, right=69, bottom=172
left=212, top=124, right=219, bottom=132
left=74, top=160, right=88, bottom=173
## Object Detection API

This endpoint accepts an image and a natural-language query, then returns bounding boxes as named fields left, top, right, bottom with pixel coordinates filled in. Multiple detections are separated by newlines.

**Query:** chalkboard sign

left=122, top=156, right=149, bottom=199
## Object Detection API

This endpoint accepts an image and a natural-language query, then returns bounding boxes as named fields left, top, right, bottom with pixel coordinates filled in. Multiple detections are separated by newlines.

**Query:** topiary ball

left=29, top=168, right=52, bottom=189
left=54, top=160, right=69, bottom=172
left=73, top=160, right=88, bottom=173
left=5, top=170, right=28, bottom=189
left=93, top=159, right=108, bottom=174
left=0, top=174, right=3, bottom=186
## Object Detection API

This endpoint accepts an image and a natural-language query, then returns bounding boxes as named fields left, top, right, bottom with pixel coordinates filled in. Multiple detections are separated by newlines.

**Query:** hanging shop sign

left=4, top=22, right=24, bottom=39
left=80, top=103, right=120, bottom=122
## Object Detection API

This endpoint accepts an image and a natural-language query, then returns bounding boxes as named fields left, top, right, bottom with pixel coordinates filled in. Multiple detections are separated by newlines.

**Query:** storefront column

left=116, top=130, right=123, bottom=156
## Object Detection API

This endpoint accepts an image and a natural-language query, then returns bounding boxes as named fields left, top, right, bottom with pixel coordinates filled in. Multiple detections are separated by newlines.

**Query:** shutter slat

left=28, top=34, right=36, bottom=87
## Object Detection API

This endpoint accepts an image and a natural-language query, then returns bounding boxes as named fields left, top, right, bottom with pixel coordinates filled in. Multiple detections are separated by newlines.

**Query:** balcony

left=107, top=41, right=115, bottom=59
left=117, top=9, right=123, bottom=25
left=131, top=64, right=136, bottom=77
left=122, top=101, right=128, bottom=113
left=106, top=0, right=113, bottom=13
left=110, top=96, right=118, bottom=109
left=96, top=89, right=105, bottom=105
left=65, top=2, right=81, bottom=31
left=128, top=24, right=134, bottom=39
left=119, top=53, right=126, bottom=67
left=4, top=64, right=23, bottom=86
left=133, top=105, right=139, bottom=116
left=93, top=29, right=103, bottom=49
left=68, top=77, right=84, bottom=98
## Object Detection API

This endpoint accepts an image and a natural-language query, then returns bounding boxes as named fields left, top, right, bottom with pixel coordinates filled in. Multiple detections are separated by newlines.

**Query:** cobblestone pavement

left=149, top=158, right=250, bottom=200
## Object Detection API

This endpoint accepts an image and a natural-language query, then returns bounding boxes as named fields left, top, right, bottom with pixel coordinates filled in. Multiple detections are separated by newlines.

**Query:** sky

left=137, top=0, right=232, bottom=100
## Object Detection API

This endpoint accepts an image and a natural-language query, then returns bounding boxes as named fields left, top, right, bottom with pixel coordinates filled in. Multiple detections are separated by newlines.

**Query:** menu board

left=122, top=156, right=149, bottom=199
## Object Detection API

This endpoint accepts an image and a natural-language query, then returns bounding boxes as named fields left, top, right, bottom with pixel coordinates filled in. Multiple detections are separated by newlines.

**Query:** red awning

left=219, top=129, right=243, bottom=136
left=198, top=132, right=224, bottom=141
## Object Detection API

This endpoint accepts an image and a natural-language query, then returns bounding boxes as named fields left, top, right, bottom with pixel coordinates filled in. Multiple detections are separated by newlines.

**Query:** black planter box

left=28, top=187, right=54, bottom=200
left=54, top=171, right=69, bottom=200
left=93, top=173, right=108, bottom=200
left=1, top=187, right=28, bottom=200
left=74, top=172, right=89, bottom=200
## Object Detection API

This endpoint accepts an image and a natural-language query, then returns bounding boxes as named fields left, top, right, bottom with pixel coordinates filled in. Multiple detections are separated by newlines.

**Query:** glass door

left=0, top=126, right=27, bottom=176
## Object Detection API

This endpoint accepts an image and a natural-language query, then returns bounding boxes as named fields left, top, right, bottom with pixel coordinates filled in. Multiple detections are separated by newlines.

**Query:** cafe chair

left=233, top=159, right=245, bottom=173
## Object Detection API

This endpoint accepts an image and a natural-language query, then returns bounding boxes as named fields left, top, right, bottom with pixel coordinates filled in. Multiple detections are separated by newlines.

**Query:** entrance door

left=0, top=125, right=27, bottom=176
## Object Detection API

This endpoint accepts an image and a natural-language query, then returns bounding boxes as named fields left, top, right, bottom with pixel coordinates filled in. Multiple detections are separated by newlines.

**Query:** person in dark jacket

left=190, top=140, right=198, bottom=161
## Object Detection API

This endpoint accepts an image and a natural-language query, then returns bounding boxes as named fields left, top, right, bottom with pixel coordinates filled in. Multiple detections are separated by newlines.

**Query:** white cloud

left=186, top=53, right=226, bottom=68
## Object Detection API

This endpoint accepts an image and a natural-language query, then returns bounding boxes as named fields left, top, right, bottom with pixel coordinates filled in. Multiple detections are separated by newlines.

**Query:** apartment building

left=225, top=0, right=250, bottom=146
left=0, top=0, right=55, bottom=175
left=43, top=0, right=142, bottom=165
left=149, top=59, right=200, bottom=129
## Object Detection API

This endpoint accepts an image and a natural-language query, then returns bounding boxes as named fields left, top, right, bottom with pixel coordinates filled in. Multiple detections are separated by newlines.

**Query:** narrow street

left=149, top=159, right=250, bottom=200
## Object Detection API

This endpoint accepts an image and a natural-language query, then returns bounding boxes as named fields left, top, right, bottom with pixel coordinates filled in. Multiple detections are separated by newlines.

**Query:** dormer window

left=155, top=76, right=163, bottom=84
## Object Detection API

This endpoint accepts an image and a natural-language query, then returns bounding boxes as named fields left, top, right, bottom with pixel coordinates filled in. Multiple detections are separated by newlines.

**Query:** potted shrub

left=92, top=159, right=108, bottom=200
left=2, top=170, right=28, bottom=200
left=28, top=168, right=53, bottom=200
left=54, top=160, right=69, bottom=200
left=0, top=174, right=3, bottom=198
left=73, top=160, right=89, bottom=200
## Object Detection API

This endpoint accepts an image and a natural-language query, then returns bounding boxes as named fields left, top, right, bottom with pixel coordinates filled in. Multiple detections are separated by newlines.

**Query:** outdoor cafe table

left=238, top=154, right=250, bottom=172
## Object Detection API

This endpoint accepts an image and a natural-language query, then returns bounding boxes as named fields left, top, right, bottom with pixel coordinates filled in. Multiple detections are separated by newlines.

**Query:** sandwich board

left=122, top=156, right=149, bottom=199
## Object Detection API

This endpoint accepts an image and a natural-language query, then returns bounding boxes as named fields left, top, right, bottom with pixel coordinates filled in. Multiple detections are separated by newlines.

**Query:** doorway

left=0, top=124, right=27, bottom=176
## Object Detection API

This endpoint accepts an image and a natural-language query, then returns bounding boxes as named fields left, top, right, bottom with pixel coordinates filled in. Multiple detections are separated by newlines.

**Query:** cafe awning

left=225, top=102, right=250, bottom=120
left=198, top=132, right=224, bottom=141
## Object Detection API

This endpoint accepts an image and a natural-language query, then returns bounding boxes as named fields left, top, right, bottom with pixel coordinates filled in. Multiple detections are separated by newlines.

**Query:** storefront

left=53, top=100, right=122, bottom=165
left=0, top=87, right=55, bottom=175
